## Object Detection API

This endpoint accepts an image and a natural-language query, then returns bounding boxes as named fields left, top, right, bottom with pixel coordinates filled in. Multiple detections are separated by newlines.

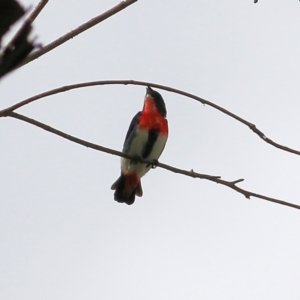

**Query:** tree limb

left=6, top=111, right=300, bottom=211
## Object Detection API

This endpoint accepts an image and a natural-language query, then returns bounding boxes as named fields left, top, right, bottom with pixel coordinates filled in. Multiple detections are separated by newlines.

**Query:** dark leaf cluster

left=0, top=0, right=35, bottom=78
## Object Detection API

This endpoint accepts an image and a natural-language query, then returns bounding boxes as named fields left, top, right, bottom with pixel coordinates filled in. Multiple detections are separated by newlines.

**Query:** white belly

left=121, top=128, right=167, bottom=178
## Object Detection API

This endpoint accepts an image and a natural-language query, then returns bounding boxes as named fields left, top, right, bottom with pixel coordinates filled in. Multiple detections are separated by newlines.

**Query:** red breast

left=138, top=96, right=168, bottom=135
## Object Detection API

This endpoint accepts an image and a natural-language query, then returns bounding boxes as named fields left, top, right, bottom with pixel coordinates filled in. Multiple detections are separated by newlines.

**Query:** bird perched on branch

left=111, top=86, right=168, bottom=205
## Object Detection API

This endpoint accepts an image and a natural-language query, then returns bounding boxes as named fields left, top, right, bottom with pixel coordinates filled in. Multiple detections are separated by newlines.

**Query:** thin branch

left=6, top=111, right=300, bottom=211
left=1, top=80, right=300, bottom=157
left=19, top=0, right=138, bottom=67
left=26, top=0, right=49, bottom=23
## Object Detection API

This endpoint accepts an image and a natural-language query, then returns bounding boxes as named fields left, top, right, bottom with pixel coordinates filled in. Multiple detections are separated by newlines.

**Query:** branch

left=25, top=0, right=49, bottom=23
left=19, top=0, right=138, bottom=66
left=6, top=111, right=300, bottom=211
left=1, top=79, right=300, bottom=157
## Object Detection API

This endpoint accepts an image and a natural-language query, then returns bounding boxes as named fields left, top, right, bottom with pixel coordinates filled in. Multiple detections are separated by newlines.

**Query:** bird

left=111, top=86, right=168, bottom=205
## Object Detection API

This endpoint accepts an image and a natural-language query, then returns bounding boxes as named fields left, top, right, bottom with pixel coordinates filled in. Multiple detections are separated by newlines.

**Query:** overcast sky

left=1, top=0, right=300, bottom=299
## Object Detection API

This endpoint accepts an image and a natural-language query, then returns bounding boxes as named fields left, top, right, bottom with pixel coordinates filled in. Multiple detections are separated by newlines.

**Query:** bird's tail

left=111, top=173, right=143, bottom=205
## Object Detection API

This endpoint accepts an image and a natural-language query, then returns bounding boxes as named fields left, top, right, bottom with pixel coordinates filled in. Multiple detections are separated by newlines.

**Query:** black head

left=146, top=86, right=167, bottom=117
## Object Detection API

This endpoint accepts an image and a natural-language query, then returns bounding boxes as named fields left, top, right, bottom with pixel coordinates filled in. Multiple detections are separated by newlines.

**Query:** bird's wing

left=122, top=111, right=141, bottom=153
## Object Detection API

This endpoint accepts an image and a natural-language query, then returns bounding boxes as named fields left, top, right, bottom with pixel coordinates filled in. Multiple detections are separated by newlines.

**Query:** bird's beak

left=146, top=86, right=152, bottom=94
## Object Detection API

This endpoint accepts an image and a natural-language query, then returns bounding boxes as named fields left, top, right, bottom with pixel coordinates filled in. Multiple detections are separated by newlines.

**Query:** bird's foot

left=150, top=159, right=159, bottom=169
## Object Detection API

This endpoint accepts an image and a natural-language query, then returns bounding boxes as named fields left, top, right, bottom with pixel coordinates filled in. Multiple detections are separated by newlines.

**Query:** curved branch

left=19, top=0, right=138, bottom=67
left=1, top=79, right=300, bottom=156
left=6, top=111, right=300, bottom=211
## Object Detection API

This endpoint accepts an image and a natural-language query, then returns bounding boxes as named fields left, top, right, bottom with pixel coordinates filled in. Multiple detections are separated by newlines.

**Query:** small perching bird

left=111, top=87, right=168, bottom=205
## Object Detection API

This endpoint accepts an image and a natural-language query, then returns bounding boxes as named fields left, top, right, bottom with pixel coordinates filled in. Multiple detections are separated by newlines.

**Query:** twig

left=19, top=0, right=138, bottom=66
left=26, top=0, right=49, bottom=23
left=6, top=111, right=300, bottom=211
left=1, top=79, right=300, bottom=157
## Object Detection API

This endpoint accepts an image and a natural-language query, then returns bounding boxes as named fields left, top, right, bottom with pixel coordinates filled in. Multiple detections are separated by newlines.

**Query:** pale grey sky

left=1, top=0, right=300, bottom=299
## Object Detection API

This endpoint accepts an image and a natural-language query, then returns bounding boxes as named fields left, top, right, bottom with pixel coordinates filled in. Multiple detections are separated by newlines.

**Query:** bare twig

left=19, top=0, right=138, bottom=66
left=6, top=111, right=300, bottom=211
left=1, top=79, right=299, bottom=157
left=26, top=0, right=49, bottom=23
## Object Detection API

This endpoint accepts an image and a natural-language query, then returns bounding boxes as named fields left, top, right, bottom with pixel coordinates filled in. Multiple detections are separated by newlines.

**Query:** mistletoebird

left=111, top=87, right=168, bottom=205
